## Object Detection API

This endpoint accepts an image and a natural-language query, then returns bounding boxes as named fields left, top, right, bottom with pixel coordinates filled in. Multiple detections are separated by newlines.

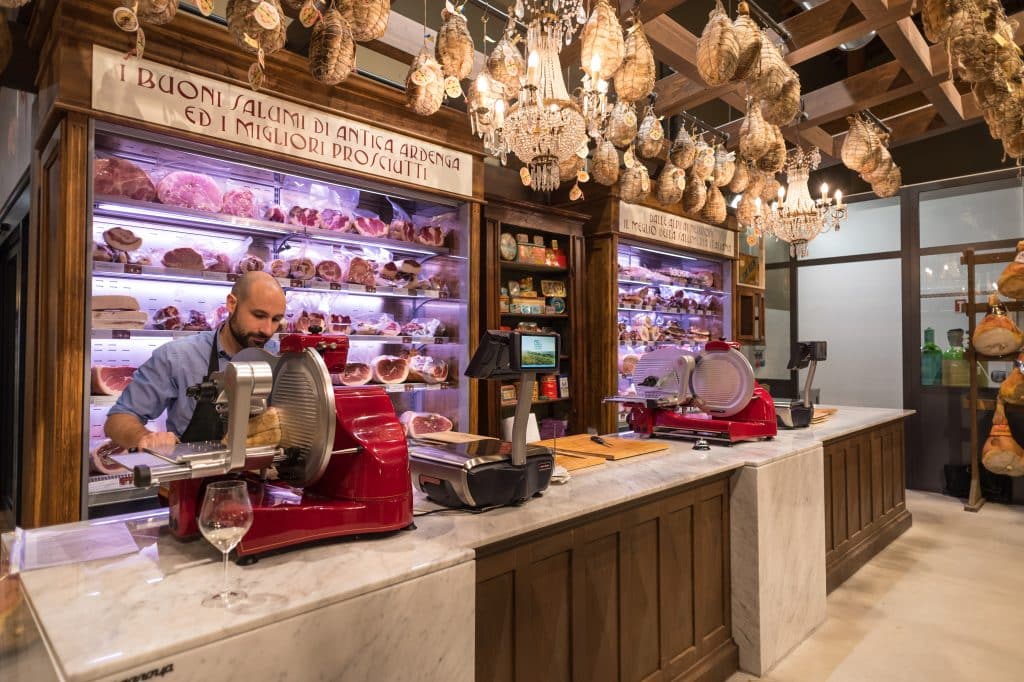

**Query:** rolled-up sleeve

left=108, top=345, right=179, bottom=425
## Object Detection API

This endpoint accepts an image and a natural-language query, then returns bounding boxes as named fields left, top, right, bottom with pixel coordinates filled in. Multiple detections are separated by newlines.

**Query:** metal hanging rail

left=463, top=0, right=528, bottom=30
left=676, top=110, right=730, bottom=144
left=745, top=0, right=793, bottom=43
left=860, top=108, right=893, bottom=135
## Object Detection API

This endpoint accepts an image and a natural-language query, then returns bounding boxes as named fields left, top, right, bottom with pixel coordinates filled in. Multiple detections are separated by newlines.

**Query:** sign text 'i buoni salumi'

left=618, top=202, right=737, bottom=259
left=90, top=45, right=473, bottom=197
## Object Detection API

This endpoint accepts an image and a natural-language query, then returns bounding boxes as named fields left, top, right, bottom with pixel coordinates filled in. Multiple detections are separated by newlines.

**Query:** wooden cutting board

left=555, top=453, right=606, bottom=471
left=532, top=434, right=669, bottom=460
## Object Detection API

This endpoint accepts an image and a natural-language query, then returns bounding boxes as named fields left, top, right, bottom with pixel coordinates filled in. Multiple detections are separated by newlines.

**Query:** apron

left=179, top=328, right=228, bottom=443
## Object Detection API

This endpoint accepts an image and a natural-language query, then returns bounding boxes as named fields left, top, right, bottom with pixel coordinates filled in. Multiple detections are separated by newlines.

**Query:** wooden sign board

left=618, top=202, right=736, bottom=258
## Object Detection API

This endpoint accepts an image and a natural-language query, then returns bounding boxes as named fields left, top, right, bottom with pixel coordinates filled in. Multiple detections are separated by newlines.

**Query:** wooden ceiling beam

left=365, top=10, right=485, bottom=71
left=781, top=0, right=912, bottom=65
left=850, top=1, right=964, bottom=123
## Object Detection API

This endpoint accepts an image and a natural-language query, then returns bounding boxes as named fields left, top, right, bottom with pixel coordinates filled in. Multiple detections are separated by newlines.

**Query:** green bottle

left=942, top=329, right=969, bottom=387
left=921, top=327, right=943, bottom=386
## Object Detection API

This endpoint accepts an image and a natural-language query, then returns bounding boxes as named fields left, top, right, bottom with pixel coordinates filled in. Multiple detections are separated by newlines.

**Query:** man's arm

left=104, top=344, right=180, bottom=450
left=104, top=413, right=177, bottom=451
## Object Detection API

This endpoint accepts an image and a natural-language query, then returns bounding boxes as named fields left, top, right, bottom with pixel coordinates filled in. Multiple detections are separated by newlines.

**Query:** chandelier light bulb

left=835, top=189, right=843, bottom=207
left=820, top=182, right=828, bottom=200
left=476, top=72, right=490, bottom=94
left=596, top=78, right=608, bottom=94
left=777, top=186, right=785, bottom=201
left=589, top=53, right=601, bottom=77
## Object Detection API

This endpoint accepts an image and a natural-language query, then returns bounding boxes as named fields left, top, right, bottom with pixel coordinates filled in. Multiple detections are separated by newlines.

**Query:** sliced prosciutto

left=407, top=356, right=448, bottom=384
left=156, top=171, right=223, bottom=212
left=93, top=158, right=157, bottom=202
left=339, top=363, right=372, bottom=386
left=90, top=440, right=129, bottom=475
left=354, top=216, right=388, bottom=237
left=400, top=411, right=454, bottom=437
left=91, top=366, right=137, bottom=396
left=371, top=355, right=409, bottom=384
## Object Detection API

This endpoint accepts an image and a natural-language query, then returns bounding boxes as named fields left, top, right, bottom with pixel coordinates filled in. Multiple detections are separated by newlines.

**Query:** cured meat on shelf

left=288, top=206, right=322, bottom=228
left=399, top=411, right=454, bottom=437
left=379, top=319, right=402, bottom=336
left=354, top=216, right=388, bottom=237
left=91, top=295, right=140, bottom=312
left=287, top=257, right=316, bottom=280
left=236, top=255, right=266, bottom=273
left=401, top=318, right=445, bottom=336
left=92, top=311, right=148, bottom=329
left=619, top=353, right=640, bottom=376
left=389, top=219, right=415, bottom=242
left=269, top=259, right=290, bottom=278
left=156, top=171, right=223, bottom=212
left=89, top=440, right=129, bottom=475
left=102, top=227, right=142, bottom=252
left=339, top=363, right=372, bottom=386
left=400, top=259, right=422, bottom=279
left=315, top=259, right=344, bottom=282
left=221, top=188, right=258, bottom=218
left=291, top=311, right=327, bottom=334
left=184, top=310, right=212, bottom=331
left=91, top=366, right=137, bottom=396
left=93, top=158, right=157, bottom=202
left=415, top=225, right=445, bottom=246
left=329, top=314, right=351, bottom=334
left=321, top=208, right=351, bottom=232
left=153, top=305, right=184, bottom=331
left=162, top=247, right=205, bottom=270
left=204, top=253, right=232, bottom=273
left=93, top=242, right=122, bottom=263
left=371, top=355, right=410, bottom=384
left=378, top=262, right=400, bottom=282
left=407, top=355, right=449, bottom=384
left=345, top=257, right=376, bottom=286
left=264, top=206, right=287, bottom=223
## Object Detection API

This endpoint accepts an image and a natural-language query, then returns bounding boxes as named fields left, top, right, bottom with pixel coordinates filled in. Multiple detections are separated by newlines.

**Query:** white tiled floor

left=728, top=490, right=1024, bottom=682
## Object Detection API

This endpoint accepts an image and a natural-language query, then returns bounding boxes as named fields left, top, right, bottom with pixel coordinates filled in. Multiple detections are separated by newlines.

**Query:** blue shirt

left=109, top=329, right=278, bottom=437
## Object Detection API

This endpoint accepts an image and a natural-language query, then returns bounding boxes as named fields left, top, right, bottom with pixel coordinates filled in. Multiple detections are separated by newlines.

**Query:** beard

left=227, top=312, right=270, bottom=348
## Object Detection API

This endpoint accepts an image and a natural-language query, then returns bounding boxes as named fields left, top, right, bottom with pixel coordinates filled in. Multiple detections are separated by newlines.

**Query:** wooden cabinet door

left=735, top=287, right=765, bottom=343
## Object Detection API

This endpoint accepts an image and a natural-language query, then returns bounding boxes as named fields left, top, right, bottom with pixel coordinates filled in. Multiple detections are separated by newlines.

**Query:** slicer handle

left=134, top=465, right=151, bottom=488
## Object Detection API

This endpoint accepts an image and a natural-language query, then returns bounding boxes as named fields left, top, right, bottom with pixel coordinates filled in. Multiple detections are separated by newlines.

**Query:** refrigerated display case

left=615, top=241, right=733, bottom=430
left=86, top=125, right=472, bottom=515
left=579, top=194, right=738, bottom=434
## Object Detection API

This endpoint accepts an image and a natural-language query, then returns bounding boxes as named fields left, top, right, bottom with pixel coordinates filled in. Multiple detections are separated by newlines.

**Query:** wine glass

left=199, top=480, right=253, bottom=608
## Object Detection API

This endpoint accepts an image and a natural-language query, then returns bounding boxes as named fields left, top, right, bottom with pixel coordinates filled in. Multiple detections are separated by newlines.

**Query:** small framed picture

left=559, top=376, right=570, bottom=398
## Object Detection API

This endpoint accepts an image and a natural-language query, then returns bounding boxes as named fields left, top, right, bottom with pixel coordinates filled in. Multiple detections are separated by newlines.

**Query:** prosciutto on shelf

left=156, top=171, right=223, bottom=212
left=399, top=411, right=454, bottom=437
left=221, top=188, right=258, bottom=218
left=371, top=355, right=410, bottom=384
left=407, top=354, right=449, bottom=384
left=93, top=158, right=157, bottom=202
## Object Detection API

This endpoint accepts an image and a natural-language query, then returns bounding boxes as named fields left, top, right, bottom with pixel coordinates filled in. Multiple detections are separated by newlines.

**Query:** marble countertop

left=10, top=405, right=911, bottom=681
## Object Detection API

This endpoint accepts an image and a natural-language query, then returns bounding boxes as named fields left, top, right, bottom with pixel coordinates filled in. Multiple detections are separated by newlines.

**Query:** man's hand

left=137, top=431, right=179, bottom=452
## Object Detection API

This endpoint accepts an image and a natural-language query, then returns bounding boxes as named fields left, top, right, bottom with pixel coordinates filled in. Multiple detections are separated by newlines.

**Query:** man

left=105, top=271, right=287, bottom=450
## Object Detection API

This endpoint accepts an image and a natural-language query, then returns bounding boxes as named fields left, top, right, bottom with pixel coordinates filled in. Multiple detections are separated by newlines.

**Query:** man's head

left=225, top=271, right=287, bottom=348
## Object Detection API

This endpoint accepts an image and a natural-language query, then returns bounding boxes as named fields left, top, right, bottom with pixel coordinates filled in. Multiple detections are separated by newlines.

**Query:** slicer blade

left=270, top=348, right=336, bottom=486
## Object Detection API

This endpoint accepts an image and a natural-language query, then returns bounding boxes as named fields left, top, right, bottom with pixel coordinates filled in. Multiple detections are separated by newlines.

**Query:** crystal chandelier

left=469, top=0, right=588, bottom=192
left=753, top=147, right=847, bottom=257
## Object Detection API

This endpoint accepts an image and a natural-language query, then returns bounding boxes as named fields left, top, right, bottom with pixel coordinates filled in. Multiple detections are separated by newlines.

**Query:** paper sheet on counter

left=22, top=523, right=139, bottom=571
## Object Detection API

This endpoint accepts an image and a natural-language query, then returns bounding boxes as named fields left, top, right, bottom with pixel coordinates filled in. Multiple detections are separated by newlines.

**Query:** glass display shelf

left=91, top=329, right=456, bottom=344
left=95, top=196, right=452, bottom=257
left=500, top=262, right=569, bottom=274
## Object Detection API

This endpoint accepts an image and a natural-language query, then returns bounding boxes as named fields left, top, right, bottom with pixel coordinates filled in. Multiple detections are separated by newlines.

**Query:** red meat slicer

left=606, top=341, right=777, bottom=445
left=126, top=334, right=413, bottom=558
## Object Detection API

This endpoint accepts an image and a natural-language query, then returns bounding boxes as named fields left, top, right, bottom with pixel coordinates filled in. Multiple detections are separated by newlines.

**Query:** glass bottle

left=942, top=328, right=969, bottom=387
left=921, top=327, right=943, bottom=386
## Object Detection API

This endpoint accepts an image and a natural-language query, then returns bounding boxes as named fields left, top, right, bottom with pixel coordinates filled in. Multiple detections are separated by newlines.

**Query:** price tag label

left=401, top=336, right=413, bottom=344
left=405, top=384, right=416, bottom=392
left=125, top=264, right=143, bottom=275
left=330, top=282, right=342, bottom=290
left=439, top=291, right=449, bottom=299
left=112, top=330, right=131, bottom=340
left=434, top=337, right=444, bottom=345
left=290, top=279, right=305, bottom=288
left=393, top=287, right=409, bottom=296
left=227, top=273, right=240, bottom=283
left=365, top=285, right=377, bottom=294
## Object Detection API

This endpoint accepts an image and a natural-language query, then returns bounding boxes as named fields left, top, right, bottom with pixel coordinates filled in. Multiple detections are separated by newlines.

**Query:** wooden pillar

left=21, top=110, right=90, bottom=527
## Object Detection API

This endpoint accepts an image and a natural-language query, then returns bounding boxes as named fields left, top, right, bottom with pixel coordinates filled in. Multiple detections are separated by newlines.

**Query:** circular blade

left=691, top=347, right=754, bottom=417
left=270, top=348, right=336, bottom=486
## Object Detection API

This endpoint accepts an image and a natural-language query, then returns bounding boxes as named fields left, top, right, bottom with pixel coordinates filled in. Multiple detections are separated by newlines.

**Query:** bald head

left=231, top=270, right=285, bottom=302
left=225, top=271, right=287, bottom=349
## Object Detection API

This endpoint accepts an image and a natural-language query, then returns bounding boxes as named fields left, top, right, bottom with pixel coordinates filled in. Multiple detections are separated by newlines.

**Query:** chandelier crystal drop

left=753, top=147, right=847, bottom=258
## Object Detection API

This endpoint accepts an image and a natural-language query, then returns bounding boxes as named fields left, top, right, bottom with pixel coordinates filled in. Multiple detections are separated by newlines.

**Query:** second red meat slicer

left=607, top=341, right=777, bottom=445
left=127, top=334, right=413, bottom=558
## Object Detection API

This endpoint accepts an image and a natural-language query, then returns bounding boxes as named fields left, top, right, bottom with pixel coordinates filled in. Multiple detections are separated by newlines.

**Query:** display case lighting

left=627, top=245, right=699, bottom=261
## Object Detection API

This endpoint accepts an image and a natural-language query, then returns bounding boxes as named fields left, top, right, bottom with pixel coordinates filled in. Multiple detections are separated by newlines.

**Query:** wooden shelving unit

left=481, top=198, right=588, bottom=439
left=960, top=248, right=1023, bottom=513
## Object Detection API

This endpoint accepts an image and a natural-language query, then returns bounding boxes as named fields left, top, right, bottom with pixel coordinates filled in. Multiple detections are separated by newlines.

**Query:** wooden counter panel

left=823, top=419, right=912, bottom=593
left=475, top=475, right=737, bottom=682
